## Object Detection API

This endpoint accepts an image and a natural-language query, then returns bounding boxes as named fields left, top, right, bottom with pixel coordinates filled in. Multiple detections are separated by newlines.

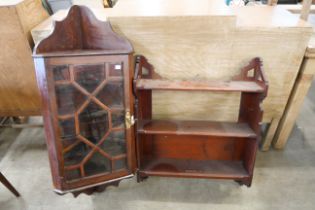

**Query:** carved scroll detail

left=35, top=5, right=133, bottom=55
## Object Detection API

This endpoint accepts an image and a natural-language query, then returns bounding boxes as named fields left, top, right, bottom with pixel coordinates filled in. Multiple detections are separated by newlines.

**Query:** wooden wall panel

left=107, top=12, right=312, bottom=122
left=16, top=0, right=49, bottom=46
left=0, top=0, right=48, bottom=116
left=31, top=1, right=313, bottom=125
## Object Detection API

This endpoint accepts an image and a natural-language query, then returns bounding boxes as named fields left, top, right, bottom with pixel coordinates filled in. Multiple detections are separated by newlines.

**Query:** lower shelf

left=137, top=120, right=257, bottom=138
left=139, top=158, right=250, bottom=180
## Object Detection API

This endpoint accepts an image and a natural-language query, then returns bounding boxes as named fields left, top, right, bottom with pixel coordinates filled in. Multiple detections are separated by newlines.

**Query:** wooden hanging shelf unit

left=133, top=55, right=268, bottom=186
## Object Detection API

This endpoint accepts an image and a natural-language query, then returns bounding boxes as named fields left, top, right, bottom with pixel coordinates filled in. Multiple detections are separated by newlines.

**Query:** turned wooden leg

left=0, top=172, right=20, bottom=197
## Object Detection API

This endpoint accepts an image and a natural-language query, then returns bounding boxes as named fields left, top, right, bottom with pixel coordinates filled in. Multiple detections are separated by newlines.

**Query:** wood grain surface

left=0, top=0, right=48, bottom=116
left=32, top=0, right=313, bottom=124
left=138, top=119, right=257, bottom=138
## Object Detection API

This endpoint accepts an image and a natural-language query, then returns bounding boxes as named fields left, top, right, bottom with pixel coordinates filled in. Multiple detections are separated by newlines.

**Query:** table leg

left=0, top=172, right=20, bottom=197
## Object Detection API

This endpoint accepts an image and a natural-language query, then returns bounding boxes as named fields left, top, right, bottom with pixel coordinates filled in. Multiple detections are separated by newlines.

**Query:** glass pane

left=109, top=63, right=123, bottom=77
left=100, top=131, right=126, bottom=156
left=55, top=84, right=86, bottom=115
left=111, top=111, right=125, bottom=128
left=61, top=137, right=77, bottom=149
left=97, top=81, right=124, bottom=108
left=113, top=158, right=127, bottom=171
left=74, top=64, right=105, bottom=93
left=53, top=65, right=69, bottom=81
left=84, top=152, right=111, bottom=177
left=79, top=102, right=109, bottom=144
left=63, top=142, right=91, bottom=166
left=53, top=61, right=130, bottom=181
left=64, top=169, right=81, bottom=180
left=59, top=118, right=75, bottom=139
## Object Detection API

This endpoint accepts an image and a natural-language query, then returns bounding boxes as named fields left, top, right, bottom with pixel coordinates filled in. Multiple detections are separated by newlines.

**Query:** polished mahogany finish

left=134, top=55, right=268, bottom=186
left=33, top=5, right=135, bottom=195
left=138, top=120, right=257, bottom=138
left=33, top=5, right=268, bottom=195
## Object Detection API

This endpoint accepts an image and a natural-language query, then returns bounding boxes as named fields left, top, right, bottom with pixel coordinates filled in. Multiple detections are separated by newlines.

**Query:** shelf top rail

left=134, top=55, right=268, bottom=93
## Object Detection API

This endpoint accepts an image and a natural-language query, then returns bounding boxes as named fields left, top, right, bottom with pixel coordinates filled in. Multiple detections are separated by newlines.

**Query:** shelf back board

left=32, top=2, right=313, bottom=122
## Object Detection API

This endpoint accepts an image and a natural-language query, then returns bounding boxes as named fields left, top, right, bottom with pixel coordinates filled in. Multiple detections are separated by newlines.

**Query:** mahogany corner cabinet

left=33, top=5, right=268, bottom=196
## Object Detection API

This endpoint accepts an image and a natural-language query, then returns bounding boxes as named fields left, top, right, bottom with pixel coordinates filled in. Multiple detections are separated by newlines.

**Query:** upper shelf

left=136, top=79, right=265, bottom=92
left=134, top=56, right=268, bottom=94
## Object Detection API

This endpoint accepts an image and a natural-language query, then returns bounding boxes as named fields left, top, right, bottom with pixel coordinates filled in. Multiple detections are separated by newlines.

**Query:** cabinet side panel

left=125, top=54, right=137, bottom=173
left=238, top=93, right=263, bottom=136
left=238, top=93, right=264, bottom=177
left=34, top=57, right=62, bottom=190
left=136, top=89, right=152, bottom=172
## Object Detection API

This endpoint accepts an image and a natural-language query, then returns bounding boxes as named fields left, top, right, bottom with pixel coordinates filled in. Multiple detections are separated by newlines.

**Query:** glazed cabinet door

left=37, top=55, right=135, bottom=193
